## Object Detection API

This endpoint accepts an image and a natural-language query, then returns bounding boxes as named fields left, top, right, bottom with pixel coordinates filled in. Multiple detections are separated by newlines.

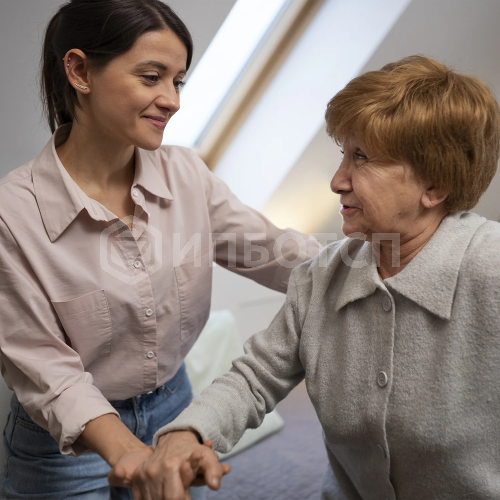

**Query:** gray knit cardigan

left=155, top=211, right=500, bottom=500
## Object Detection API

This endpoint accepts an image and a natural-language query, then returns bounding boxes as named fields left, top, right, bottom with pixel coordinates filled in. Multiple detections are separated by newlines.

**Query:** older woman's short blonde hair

left=325, top=55, right=500, bottom=212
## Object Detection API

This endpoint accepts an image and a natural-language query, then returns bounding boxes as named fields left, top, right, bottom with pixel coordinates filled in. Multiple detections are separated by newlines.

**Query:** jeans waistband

left=110, top=362, right=188, bottom=407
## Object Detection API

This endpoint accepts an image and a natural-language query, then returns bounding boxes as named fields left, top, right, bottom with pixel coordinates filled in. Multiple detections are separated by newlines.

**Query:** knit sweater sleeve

left=152, top=270, right=305, bottom=453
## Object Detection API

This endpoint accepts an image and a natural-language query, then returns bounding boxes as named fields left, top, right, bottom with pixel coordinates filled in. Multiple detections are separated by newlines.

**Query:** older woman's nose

left=330, top=161, right=352, bottom=194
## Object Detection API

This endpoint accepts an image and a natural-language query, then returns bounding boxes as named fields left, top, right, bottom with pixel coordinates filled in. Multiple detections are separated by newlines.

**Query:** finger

left=191, top=474, right=209, bottom=487
left=180, top=458, right=198, bottom=488
left=191, top=463, right=230, bottom=486
left=108, top=464, right=132, bottom=488
left=188, top=455, right=201, bottom=469
left=135, top=481, right=153, bottom=500
left=161, top=465, right=191, bottom=500
left=203, top=440, right=213, bottom=449
left=192, top=449, right=224, bottom=490
left=134, top=463, right=165, bottom=500
left=132, top=481, right=143, bottom=500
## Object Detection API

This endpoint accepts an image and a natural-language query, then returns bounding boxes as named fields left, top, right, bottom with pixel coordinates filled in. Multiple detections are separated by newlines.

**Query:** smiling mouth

left=340, top=205, right=360, bottom=213
left=142, top=116, right=167, bottom=130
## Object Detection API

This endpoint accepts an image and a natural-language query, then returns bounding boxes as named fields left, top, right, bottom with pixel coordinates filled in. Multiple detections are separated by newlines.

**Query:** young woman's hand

left=108, top=445, right=154, bottom=488
left=110, top=430, right=230, bottom=500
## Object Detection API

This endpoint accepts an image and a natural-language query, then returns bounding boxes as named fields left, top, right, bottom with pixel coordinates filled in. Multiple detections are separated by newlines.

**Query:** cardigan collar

left=334, top=239, right=382, bottom=312
left=335, top=212, right=487, bottom=320
left=384, top=211, right=486, bottom=320
left=32, top=124, right=172, bottom=242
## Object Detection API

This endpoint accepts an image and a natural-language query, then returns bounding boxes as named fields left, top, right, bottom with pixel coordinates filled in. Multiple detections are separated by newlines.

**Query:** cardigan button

left=377, top=371, right=388, bottom=387
left=382, top=296, right=392, bottom=312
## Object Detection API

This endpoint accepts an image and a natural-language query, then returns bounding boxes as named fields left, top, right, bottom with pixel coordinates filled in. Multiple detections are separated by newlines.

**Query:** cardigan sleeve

left=152, top=269, right=306, bottom=452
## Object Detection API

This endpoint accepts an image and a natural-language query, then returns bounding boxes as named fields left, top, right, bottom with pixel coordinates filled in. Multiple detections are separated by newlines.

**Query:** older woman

left=112, top=56, right=500, bottom=499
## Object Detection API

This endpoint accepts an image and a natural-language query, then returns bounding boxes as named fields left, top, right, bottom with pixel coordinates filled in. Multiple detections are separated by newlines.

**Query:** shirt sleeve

left=0, top=216, right=119, bottom=457
left=152, top=269, right=305, bottom=451
left=190, top=150, right=322, bottom=292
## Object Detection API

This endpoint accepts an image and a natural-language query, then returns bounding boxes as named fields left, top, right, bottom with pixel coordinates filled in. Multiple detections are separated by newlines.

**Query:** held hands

left=108, top=430, right=231, bottom=500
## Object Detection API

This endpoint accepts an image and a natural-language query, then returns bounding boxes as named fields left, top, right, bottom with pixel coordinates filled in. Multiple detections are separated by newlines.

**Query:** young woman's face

left=330, top=135, right=427, bottom=240
left=85, top=30, right=188, bottom=150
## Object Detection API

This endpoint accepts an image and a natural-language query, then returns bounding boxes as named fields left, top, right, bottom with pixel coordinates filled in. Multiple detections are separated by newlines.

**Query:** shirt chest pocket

left=51, top=290, right=112, bottom=368
left=174, top=253, right=212, bottom=342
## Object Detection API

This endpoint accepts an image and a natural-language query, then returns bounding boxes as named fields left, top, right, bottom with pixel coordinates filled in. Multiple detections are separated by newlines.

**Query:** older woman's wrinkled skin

left=331, top=136, right=448, bottom=279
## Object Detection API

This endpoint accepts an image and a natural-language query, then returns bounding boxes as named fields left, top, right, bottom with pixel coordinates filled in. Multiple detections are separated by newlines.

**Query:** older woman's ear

left=421, top=186, right=448, bottom=210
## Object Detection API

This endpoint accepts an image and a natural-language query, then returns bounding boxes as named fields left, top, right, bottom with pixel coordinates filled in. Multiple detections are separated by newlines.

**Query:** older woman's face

left=330, top=136, right=427, bottom=240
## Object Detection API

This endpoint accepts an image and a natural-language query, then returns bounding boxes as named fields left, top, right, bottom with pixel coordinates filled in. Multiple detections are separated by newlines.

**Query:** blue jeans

left=0, top=364, right=206, bottom=500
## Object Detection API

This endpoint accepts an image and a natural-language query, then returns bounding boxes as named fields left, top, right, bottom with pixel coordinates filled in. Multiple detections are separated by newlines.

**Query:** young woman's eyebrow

left=136, top=60, right=168, bottom=71
left=136, top=61, right=187, bottom=76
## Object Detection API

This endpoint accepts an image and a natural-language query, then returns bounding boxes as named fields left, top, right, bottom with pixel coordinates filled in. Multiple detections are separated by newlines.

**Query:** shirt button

left=382, top=296, right=392, bottom=312
left=145, top=308, right=153, bottom=317
left=132, top=188, right=139, bottom=197
left=133, top=260, right=142, bottom=269
left=146, top=351, right=154, bottom=359
left=377, top=371, right=388, bottom=387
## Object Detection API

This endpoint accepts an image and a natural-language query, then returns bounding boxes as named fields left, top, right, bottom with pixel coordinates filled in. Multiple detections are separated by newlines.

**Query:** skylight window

left=162, top=0, right=291, bottom=148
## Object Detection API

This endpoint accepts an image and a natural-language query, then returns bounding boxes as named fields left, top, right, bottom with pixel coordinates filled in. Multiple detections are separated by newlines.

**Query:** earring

left=74, top=83, right=88, bottom=90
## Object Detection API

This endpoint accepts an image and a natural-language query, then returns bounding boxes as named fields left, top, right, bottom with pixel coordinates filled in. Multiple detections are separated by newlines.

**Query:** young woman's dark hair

left=41, top=0, right=193, bottom=133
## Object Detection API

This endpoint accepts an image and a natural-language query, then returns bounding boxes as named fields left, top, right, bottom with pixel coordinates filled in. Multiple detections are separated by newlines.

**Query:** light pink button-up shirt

left=0, top=125, right=320, bottom=456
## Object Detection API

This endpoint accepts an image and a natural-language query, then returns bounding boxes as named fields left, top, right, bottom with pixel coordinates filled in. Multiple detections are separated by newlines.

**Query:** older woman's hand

left=115, top=430, right=230, bottom=500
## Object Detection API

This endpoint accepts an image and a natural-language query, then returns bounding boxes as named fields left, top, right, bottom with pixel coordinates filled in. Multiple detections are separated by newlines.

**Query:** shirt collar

left=32, top=125, right=85, bottom=242
left=134, top=147, right=173, bottom=201
left=32, top=125, right=173, bottom=242
left=384, top=211, right=486, bottom=320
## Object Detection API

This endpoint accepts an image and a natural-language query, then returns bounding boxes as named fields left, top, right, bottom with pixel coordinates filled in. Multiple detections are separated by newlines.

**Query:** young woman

left=0, top=1, right=320, bottom=499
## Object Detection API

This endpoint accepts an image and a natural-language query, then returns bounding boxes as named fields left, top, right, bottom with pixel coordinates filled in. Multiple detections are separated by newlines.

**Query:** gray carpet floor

left=206, top=381, right=328, bottom=500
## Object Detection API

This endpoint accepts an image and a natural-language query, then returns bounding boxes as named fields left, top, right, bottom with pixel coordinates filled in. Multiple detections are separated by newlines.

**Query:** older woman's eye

left=355, top=152, right=367, bottom=160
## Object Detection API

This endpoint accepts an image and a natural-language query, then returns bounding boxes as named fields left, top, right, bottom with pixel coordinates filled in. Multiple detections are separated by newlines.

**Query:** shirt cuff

left=48, top=382, right=120, bottom=457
